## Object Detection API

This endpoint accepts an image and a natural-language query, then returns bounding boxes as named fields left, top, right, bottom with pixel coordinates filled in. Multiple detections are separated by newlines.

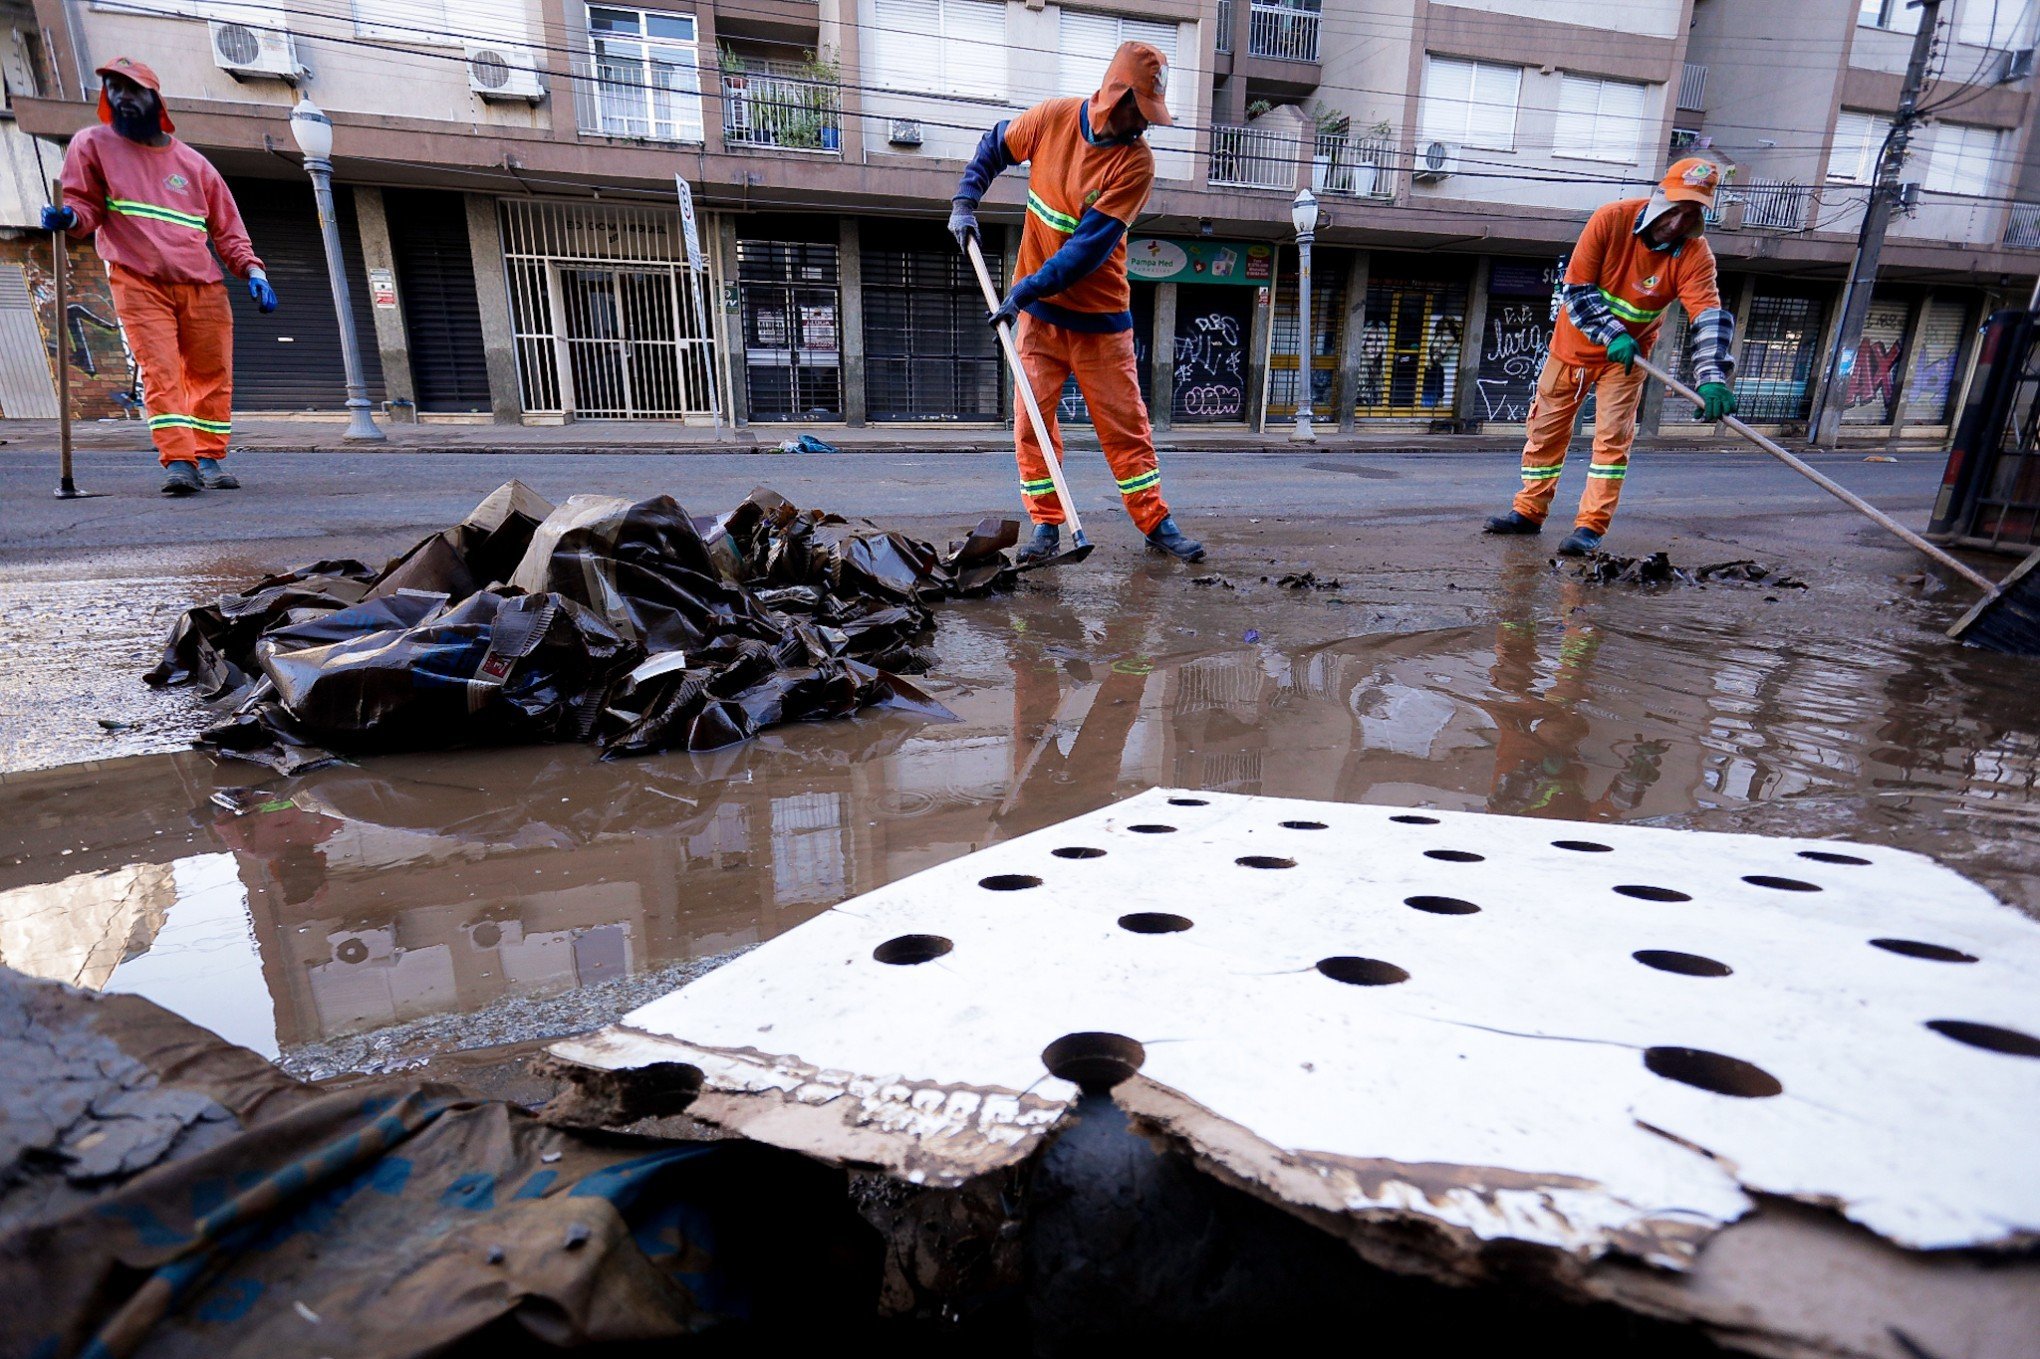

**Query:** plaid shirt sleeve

left=1563, top=283, right=1627, bottom=347
left=1686, top=305, right=1737, bottom=386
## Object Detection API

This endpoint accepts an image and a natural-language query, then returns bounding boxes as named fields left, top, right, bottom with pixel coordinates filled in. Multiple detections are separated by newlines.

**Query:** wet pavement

left=4, top=463, right=2035, bottom=1067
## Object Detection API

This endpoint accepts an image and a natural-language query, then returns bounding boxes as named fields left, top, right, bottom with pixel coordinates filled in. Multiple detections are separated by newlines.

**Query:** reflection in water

left=3, top=567, right=2035, bottom=1052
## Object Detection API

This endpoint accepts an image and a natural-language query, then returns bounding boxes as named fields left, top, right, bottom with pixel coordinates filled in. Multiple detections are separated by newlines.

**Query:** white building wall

left=1436, top=0, right=1684, bottom=39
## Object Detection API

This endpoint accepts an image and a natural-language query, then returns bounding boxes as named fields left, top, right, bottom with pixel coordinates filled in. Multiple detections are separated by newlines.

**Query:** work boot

left=1556, top=526, right=1603, bottom=557
left=197, top=458, right=240, bottom=490
left=1144, top=516, right=1206, bottom=563
left=160, top=461, right=202, bottom=496
left=1017, top=523, right=1061, bottom=566
left=1483, top=510, right=1542, bottom=535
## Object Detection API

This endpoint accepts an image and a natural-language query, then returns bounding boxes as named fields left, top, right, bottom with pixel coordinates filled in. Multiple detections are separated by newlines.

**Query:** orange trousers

left=110, top=265, right=233, bottom=467
left=1511, top=353, right=1648, bottom=534
left=1014, top=315, right=1169, bottom=535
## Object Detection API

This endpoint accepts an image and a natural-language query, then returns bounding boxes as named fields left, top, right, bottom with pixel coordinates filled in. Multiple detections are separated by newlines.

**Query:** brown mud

left=3, top=522, right=2036, bottom=1069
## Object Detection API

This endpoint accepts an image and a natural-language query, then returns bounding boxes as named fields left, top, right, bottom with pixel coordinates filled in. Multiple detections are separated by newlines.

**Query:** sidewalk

left=0, top=415, right=1952, bottom=458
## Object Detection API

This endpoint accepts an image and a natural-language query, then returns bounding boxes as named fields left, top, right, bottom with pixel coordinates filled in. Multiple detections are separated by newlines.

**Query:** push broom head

left=1947, top=545, right=2040, bottom=656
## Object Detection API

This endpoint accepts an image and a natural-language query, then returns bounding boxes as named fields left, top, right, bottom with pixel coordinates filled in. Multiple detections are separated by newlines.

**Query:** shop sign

left=1126, top=237, right=1274, bottom=286
left=368, top=267, right=397, bottom=310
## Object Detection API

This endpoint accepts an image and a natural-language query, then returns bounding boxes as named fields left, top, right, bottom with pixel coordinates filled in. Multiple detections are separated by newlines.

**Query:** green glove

left=1695, top=381, right=1737, bottom=422
left=1605, top=334, right=1638, bottom=372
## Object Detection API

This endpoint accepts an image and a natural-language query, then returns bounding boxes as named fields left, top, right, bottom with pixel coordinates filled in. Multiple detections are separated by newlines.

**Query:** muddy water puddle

left=3, top=563, right=2036, bottom=1061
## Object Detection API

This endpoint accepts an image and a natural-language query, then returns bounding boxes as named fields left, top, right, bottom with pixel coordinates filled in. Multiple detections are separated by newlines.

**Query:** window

left=352, top=0, right=525, bottom=43
left=1858, top=0, right=1923, bottom=33
left=869, top=0, right=1007, bottom=99
left=1924, top=121, right=2003, bottom=196
left=1956, top=0, right=2024, bottom=48
left=1419, top=56, right=1522, bottom=151
left=587, top=6, right=702, bottom=142
left=1058, top=10, right=1179, bottom=99
left=1552, top=73, right=1650, bottom=163
left=1829, top=109, right=1894, bottom=183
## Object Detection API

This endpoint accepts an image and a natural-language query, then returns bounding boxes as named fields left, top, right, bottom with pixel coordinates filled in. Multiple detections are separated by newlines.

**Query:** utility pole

left=1811, top=0, right=1943, bottom=447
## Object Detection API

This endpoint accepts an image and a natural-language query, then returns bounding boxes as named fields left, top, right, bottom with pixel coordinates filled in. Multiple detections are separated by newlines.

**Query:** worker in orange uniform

left=44, top=57, right=276, bottom=497
left=947, top=41, right=1204, bottom=564
left=1484, top=158, right=1737, bottom=556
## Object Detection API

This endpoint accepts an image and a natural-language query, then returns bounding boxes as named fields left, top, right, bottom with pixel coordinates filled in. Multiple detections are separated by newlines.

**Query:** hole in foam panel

left=873, top=934, right=953, bottom=966
left=1424, top=849, right=1484, bottom=863
left=1041, top=1032, right=1146, bottom=1092
left=1634, top=949, right=1733, bottom=978
left=1406, top=895, right=1481, bottom=915
left=1614, top=885, right=1692, bottom=902
left=1643, top=1046, right=1783, bottom=1098
left=1799, top=849, right=1871, bottom=866
left=1236, top=855, right=1296, bottom=869
left=1869, top=938, right=1977, bottom=963
left=1128, top=824, right=1177, bottom=835
left=1119, top=912, right=1192, bottom=934
left=1053, top=846, right=1106, bottom=859
left=1925, top=1020, right=2040, bottom=1059
left=1553, top=839, right=1613, bottom=853
left=979, top=873, right=1043, bottom=891
left=1280, top=820, right=1328, bottom=830
left=1743, top=875, right=1821, bottom=892
left=1316, top=956, right=1409, bottom=986
left=1391, top=814, right=1440, bottom=825
left=1168, top=797, right=1210, bottom=806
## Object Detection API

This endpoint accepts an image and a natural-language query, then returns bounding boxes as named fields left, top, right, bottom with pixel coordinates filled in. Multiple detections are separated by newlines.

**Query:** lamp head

left=290, top=97, right=333, bottom=161
left=1290, top=188, right=1320, bottom=235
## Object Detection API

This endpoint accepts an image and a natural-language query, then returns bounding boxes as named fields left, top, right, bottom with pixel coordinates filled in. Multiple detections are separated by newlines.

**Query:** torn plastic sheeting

left=149, top=483, right=1008, bottom=771
left=0, top=966, right=876, bottom=1359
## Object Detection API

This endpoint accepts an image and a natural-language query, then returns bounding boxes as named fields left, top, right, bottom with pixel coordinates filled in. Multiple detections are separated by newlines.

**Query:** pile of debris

left=146, top=483, right=1021, bottom=772
left=1562, top=551, right=1808, bottom=590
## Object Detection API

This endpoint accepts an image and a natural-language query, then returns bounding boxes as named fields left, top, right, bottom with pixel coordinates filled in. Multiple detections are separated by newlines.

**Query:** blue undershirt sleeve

left=953, top=121, right=1016, bottom=204
left=1011, top=210, right=1127, bottom=305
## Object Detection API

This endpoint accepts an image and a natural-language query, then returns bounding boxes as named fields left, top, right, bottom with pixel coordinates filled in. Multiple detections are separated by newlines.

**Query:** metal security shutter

left=225, top=178, right=384, bottom=411
left=383, top=188, right=489, bottom=412
left=0, top=263, right=58, bottom=417
left=1355, top=268, right=1469, bottom=419
left=1906, top=297, right=1970, bottom=426
left=1268, top=267, right=1344, bottom=418
left=1841, top=296, right=1910, bottom=425
left=1169, top=284, right=1250, bottom=423
left=738, top=237, right=841, bottom=421
left=862, top=231, right=1002, bottom=421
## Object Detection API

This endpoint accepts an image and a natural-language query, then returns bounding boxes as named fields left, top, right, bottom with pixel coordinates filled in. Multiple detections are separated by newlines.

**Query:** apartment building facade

left=0, top=0, right=2029, bottom=438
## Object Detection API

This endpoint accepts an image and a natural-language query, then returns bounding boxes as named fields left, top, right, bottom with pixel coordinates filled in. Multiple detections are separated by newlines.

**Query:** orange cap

left=1089, top=40, right=1172, bottom=131
left=1661, top=157, right=1723, bottom=207
left=94, top=56, right=175, bottom=134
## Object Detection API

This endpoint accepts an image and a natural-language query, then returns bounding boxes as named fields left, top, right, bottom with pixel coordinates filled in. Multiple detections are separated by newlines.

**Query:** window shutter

left=355, top=0, right=446, bottom=41
left=872, top=0, right=939, bottom=90
left=1595, top=78, right=1647, bottom=162
left=1553, top=74, right=1597, bottom=157
left=1467, top=61, right=1520, bottom=149
left=1058, top=12, right=1118, bottom=97
left=944, top=0, right=1008, bottom=98
left=1420, top=56, right=1473, bottom=144
left=1124, top=17, right=1178, bottom=63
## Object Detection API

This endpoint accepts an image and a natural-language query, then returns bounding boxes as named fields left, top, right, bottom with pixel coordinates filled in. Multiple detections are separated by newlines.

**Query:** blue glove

left=947, top=198, right=979, bottom=253
left=987, top=295, right=1022, bottom=331
left=248, top=274, right=278, bottom=314
left=41, top=205, right=76, bottom=232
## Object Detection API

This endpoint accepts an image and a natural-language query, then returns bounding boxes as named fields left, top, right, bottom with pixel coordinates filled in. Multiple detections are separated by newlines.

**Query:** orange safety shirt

left=1001, top=97, right=1152, bottom=319
left=1549, top=198, right=1722, bottom=369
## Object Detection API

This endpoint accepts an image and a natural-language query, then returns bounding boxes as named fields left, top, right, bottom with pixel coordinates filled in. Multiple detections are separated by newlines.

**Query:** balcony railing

left=2006, top=202, right=2040, bottom=250
left=1678, top=62, right=1707, bottom=110
left=1313, top=129, right=1397, bottom=200
left=1739, top=179, right=1812, bottom=231
left=722, top=68, right=841, bottom=152
left=1216, top=0, right=1232, bottom=54
left=1248, top=0, right=1320, bottom=63
left=1210, top=123, right=1298, bottom=189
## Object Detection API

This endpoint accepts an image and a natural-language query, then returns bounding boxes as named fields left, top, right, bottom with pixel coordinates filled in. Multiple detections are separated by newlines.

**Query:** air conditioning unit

left=2001, top=48, right=2035, bottom=82
left=888, top=118, right=923, bottom=147
left=208, top=14, right=299, bottom=85
left=1412, top=139, right=1457, bottom=182
left=465, top=43, right=546, bottom=103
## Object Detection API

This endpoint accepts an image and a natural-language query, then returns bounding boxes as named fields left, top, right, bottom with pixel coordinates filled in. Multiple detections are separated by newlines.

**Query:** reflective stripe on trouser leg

left=178, top=280, right=236, bottom=459
left=1511, top=355, right=1589, bottom=526
left=1014, top=314, right=1076, bottom=526
left=109, top=265, right=198, bottom=466
left=1071, top=326, right=1167, bottom=535
left=1576, top=359, right=1647, bottom=534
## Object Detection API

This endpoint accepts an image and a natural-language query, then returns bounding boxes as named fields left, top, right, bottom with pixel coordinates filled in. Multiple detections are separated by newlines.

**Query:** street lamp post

left=289, top=97, right=383, bottom=442
left=1289, top=188, right=1320, bottom=443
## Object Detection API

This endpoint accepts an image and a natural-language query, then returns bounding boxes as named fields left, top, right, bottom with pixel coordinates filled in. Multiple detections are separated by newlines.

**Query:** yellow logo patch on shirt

left=164, top=173, right=189, bottom=193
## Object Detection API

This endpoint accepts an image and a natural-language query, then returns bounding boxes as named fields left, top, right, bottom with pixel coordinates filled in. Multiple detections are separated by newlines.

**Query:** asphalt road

left=0, top=443, right=1958, bottom=570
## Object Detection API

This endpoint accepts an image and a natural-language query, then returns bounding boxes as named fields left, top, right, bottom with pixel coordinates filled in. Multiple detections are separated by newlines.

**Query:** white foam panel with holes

left=557, top=789, right=2040, bottom=1261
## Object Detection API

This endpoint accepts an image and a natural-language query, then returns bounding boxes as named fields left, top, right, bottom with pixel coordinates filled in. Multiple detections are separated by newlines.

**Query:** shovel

left=963, top=233, right=1093, bottom=569
left=1638, top=355, right=2040, bottom=656
left=50, top=177, right=98, bottom=501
